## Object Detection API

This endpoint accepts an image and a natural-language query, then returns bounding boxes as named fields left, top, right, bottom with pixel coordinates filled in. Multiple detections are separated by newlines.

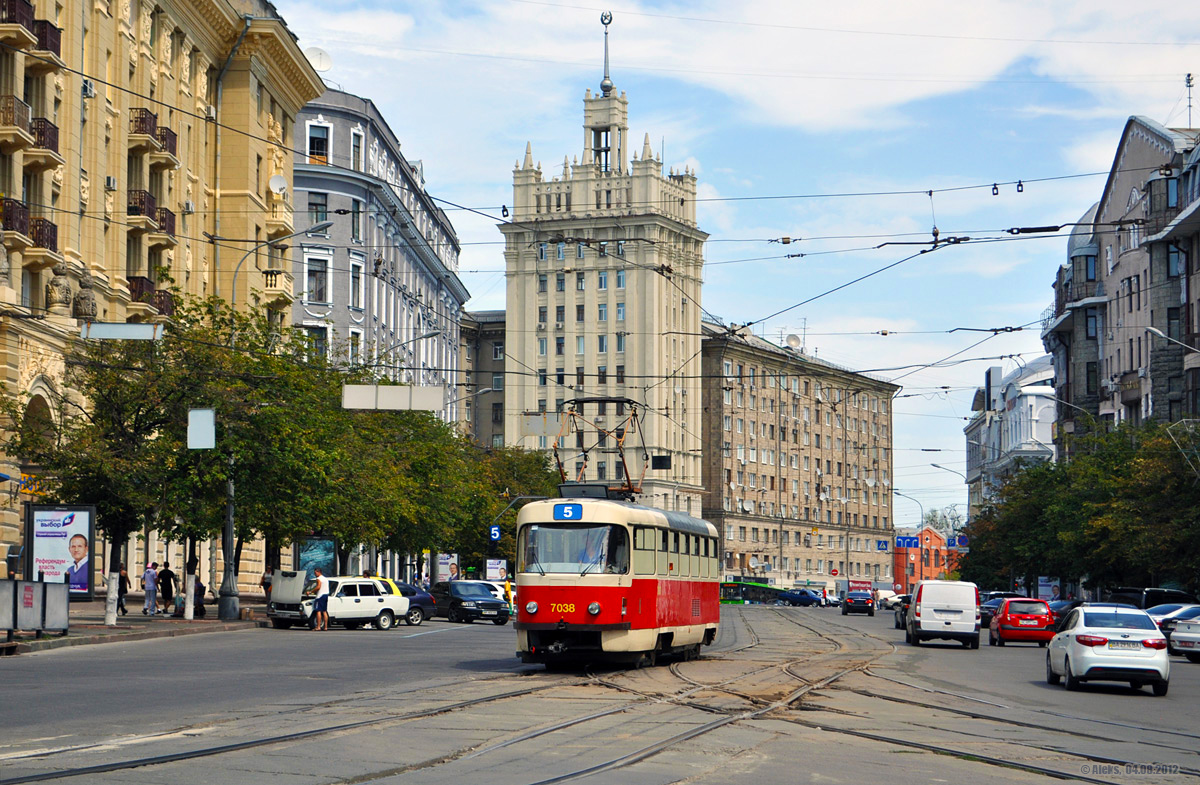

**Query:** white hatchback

left=1046, top=604, right=1169, bottom=696
left=1170, top=618, right=1200, bottom=663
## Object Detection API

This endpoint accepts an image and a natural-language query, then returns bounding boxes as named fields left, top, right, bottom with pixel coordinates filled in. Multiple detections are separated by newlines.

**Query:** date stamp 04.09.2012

left=1080, top=764, right=1181, bottom=776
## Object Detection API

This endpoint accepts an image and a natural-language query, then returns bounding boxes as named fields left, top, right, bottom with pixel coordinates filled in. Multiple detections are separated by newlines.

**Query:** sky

left=275, top=0, right=1200, bottom=526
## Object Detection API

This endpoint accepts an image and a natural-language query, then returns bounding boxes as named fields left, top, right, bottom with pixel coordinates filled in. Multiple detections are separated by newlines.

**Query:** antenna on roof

left=1188, top=73, right=1195, bottom=128
left=600, top=12, right=613, bottom=97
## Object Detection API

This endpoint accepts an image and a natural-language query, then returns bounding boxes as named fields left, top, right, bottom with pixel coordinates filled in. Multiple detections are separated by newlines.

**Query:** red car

left=989, top=598, right=1055, bottom=646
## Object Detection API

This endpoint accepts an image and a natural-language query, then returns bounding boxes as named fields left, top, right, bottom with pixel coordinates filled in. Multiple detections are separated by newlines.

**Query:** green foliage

left=3, top=294, right=558, bottom=572
left=959, top=421, right=1200, bottom=593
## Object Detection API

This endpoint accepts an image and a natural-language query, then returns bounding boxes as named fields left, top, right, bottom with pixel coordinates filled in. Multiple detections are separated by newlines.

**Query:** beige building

left=701, top=324, right=899, bottom=596
left=0, top=0, right=323, bottom=587
left=459, top=309, right=506, bottom=447
left=499, top=47, right=707, bottom=513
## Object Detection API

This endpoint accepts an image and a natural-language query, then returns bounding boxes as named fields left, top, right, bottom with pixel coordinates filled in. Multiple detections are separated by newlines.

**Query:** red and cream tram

left=514, top=490, right=721, bottom=665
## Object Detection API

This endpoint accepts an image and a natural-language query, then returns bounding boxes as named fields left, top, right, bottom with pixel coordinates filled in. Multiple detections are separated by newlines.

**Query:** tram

left=514, top=487, right=721, bottom=666
left=720, top=580, right=784, bottom=605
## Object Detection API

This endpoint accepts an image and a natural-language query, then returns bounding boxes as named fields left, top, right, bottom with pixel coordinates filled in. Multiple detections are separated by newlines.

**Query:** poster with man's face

left=28, top=506, right=95, bottom=597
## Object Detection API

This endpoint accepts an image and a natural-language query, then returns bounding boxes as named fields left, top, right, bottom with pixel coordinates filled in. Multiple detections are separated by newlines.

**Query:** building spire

left=600, top=11, right=613, bottom=97
left=523, top=142, right=533, bottom=169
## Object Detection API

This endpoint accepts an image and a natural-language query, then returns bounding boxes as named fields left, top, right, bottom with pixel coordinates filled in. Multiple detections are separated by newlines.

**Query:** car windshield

left=518, top=523, right=630, bottom=575
left=983, top=599, right=1004, bottom=608
left=1083, top=612, right=1156, bottom=630
left=1146, top=603, right=1185, bottom=616
left=1007, top=601, right=1048, bottom=615
left=1167, top=605, right=1200, bottom=620
left=452, top=583, right=494, bottom=598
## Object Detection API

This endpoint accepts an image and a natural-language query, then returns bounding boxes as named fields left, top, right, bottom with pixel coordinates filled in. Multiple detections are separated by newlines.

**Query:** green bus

left=720, top=580, right=784, bottom=605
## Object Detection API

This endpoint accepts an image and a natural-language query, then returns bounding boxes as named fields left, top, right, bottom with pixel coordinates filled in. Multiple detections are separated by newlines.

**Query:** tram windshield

left=519, top=524, right=629, bottom=575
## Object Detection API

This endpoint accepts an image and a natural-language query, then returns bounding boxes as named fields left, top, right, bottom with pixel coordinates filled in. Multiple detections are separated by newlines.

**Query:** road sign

left=488, top=525, right=501, bottom=542
left=895, top=536, right=920, bottom=549
left=831, top=568, right=839, bottom=576
left=957, top=534, right=969, bottom=547
left=875, top=539, right=889, bottom=552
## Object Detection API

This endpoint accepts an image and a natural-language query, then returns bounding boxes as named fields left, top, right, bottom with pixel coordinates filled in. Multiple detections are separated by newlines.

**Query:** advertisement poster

left=438, top=552, right=460, bottom=581
left=1037, top=577, right=1061, bottom=602
left=297, top=537, right=337, bottom=581
left=486, top=559, right=508, bottom=581
left=27, top=505, right=95, bottom=599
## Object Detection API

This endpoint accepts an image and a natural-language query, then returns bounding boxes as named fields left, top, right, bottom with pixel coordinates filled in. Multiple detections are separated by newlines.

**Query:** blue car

left=389, top=581, right=436, bottom=626
left=779, top=589, right=823, bottom=607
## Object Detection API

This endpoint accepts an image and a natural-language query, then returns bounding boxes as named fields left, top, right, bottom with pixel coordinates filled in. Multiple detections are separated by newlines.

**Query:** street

left=2, top=607, right=1198, bottom=785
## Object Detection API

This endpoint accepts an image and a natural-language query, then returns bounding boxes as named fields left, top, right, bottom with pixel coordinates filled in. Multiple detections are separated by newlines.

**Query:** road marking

left=398, top=625, right=479, bottom=638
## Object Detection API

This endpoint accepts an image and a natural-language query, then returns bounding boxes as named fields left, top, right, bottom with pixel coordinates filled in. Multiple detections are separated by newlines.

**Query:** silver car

left=1046, top=604, right=1169, bottom=696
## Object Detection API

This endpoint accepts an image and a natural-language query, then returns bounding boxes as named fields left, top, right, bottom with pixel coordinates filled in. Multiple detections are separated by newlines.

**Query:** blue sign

left=553, top=503, right=583, bottom=521
left=895, top=536, right=920, bottom=549
left=957, top=534, right=969, bottom=547
left=489, top=525, right=502, bottom=541
left=875, top=539, right=889, bottom=552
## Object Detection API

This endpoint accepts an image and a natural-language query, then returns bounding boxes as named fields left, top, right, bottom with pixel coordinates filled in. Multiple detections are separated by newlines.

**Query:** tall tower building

left=499, top=16, right=707, bottom=513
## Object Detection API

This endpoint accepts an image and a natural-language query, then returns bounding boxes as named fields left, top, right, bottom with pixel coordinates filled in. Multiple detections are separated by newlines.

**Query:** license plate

left=1019, top=619, right=1037, bottom=626
left=482, top=610, right=497, bottom=616
left=1108, top=641, right=1139, bottom=650
left=1177, top=640, right=1195, bottom=648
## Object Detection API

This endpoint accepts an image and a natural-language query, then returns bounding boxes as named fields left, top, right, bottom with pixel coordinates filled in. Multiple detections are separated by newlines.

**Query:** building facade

left=892, top=526, right=954, bottom=594
left=0, top=0, right=324, bottom=581
left=1042, top=117, right=1194, bottom=455
left=700, top=324, right=899, bottom=597
left=294, top=88, right=466, bottom=417
left=499, top=45, right=706, bottom=513
left=963, top=358, right=1055, bottom=517
left=459, top=309, right=505, bottom=446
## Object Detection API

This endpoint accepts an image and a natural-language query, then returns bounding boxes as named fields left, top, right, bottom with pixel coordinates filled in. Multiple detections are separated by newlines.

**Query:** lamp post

left=894, top=490, right=925, bottom=590
left=1147, top=325, right=1199, bottom=354
left=374, top=330, right=442, bottom=362
left=930, top=463, right=967, bottom=481
left=214, top=220, right=333, bottom=308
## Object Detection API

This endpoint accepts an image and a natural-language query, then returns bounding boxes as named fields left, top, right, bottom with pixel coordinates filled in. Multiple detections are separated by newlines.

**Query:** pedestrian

left=158, top=562, right=177, bottom=615
left=260, top=565, right=274, bottom=603
left=194, top=577, right=207, bottom=618
left=142, top=562, right=158, bottom=615
left=118, top=563, right=130, bottom=616
left=312, top=567, right=329, bottom=631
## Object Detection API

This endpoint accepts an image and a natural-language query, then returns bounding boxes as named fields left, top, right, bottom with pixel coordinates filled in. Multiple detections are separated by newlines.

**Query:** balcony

left=126, top=276, right=175, bottom=319
left=26, top=19, right=63, bottom=73
left=149, top=126, right=179, bottom=170
left=24, top=216, right=61, bottom=271
left=126, top=189, right=158, bottom=232
left=0, top=0, right=36, bottom=49
left=0, top=197, right=30, bottom=254
left=265, top=196, right=293, bottom=237
left=0, top=94, right=32, bottom=152
left=260, top=268, right=295, bottom=308
left=128, top=108, right=161, bottom=152
left=147, top=207, right=177, bottom=249
left=23, top=117, right=62, bottom=171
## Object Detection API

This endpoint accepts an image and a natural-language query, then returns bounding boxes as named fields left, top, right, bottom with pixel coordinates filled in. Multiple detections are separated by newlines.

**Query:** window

left=556, top=305, right=565, bottom=322
left=1169, top=247, right=1183, bottom=277
left=576, top=304, right=585, bottom=322
left=616, top=240, right=625, bottom=256
left=598, top=271, right=608, bottom=289
left=492, top=372, right=504, bottom=390
left=555, top=337, right=564, bottom=355
left=307, top=124, right=329, bottom=164
left=598, top=334, right=608, bottom=353
left=598, top=304, right=607, bottom=321
left=305, top=257, right=328, bottom=302
left=576, top=368, right=585, bottom=386
left=1169, top=307, right=1182, bottom=341
left=616, top=302, right=625, bottom=321
left=556, top=274, right=565, bottom=292
left=616, top=269, right=626, bottom=288
left=349, top=261, right=363, bottom=309
left=538, top=274, right=547, bottom=293
left=307, top=192, right=328, bottom=224
left=538, top=369, right=547, bottom=386
left=304, top=325, right=328, bottom=357
left=556, top=242, right=565, bottom=260
left=538, top=306, right=547, bottom=322
left=492, top=402, right=503, bottom=423
left=348, top=330, right=362, bottom=365
left=576, top=336, right=585, bottom=354
left=351, top=130, right=363, bottom=172
left=538, top=337, right=547, bottom=356
left=1085, top=307, right=1098, bottom=339
left=350, top=199, right=362, bottom=242
left=537, top=243, right=547, bottom=261
left=492, top=342, right=504, bottom=360
left=598, top=366, right=607, bottom=384
left=576, top=272, right=585, bottom=291
left=577, top=243, right=585, bottom=259
left=616, top=365, right=624, bottom=383
left=616, top=333, right=625, bottom=352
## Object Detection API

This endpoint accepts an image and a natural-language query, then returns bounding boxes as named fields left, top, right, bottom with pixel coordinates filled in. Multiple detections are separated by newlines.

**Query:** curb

left=14, top=619, right=267, bottom=654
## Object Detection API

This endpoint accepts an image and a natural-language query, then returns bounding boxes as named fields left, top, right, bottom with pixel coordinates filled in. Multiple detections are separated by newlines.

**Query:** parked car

left=301, top=576, right=410, bottom=631
left=779, top=589, right=822, bottom=607
left=893, top=595, right=912, bottom=629
left=429, top=580, right=511, bottom=625
left=979, top=597, right=1019, bottom=631
left=881, top=593, right=907, bottom=610
left=385, top=580, right=436, bottom=626
left=842, top=590, right=875, bottom=616
left=906, top=580, right=980, bottom=648
left=1103, top=587, right=1197, bottom=610
left=1046, top=605, right=1169, bottom=695
left=1155, top=605, right=1200, bottom=652
left=989, top=598, right=1054, bottom=647
left=1169, top=617, right=1200, bottom=662
left=981, top=591, right=1025, bottom=603
left=1146, top=603, right=1193, bottom=626
left=1048, top=599, right=1085, bottom=628
left=874, top=590, right=897, bottom=609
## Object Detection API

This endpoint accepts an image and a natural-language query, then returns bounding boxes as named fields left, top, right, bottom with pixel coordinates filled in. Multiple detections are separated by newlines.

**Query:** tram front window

left=519, top=524, right=629, bottom=575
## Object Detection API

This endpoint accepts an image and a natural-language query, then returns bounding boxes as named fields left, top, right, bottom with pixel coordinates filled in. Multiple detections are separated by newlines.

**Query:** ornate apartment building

left=499, top=35, right=707, bottom=513
left=700, top=324, right=899, bottom=596
left=0, top=0, right=323, bottom=579
left=293, top=88, right=467, bottom=417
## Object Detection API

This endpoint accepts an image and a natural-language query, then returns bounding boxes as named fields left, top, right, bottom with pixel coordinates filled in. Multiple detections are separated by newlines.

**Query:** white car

left=906, top=580, right=980, bottom=649
left=299, top=576, right=409, bottom=631
left=1170, top=618, right=1200, bottom=663
left=1046, top=604, right=1169, bottom=695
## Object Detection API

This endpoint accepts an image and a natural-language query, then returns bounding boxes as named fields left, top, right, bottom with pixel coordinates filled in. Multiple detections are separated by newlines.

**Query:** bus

left=720, top=580, right=785, bottom=605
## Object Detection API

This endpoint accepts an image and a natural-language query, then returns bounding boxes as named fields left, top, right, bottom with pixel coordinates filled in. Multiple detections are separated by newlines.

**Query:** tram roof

left=520, top=497, right=717, bottom=536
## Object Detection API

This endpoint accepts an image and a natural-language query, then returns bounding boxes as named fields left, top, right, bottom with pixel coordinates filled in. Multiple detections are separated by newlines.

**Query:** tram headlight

left=525, top=601, right=538, bottom=614
left=588, top=602, right=601, bottom=616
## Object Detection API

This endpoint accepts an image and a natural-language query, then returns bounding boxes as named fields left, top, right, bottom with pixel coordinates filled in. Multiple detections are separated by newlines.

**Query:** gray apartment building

left=459, top=310, right=507, bottom=447
left=293, top=89, right=468, bottom=416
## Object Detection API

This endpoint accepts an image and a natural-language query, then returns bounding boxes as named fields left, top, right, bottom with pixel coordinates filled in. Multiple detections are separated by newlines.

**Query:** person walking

left=260, top=566, right=274, bottom=604
left=312, top=567, right=330, bottom=631
left=142, top=562, right=159, bottom=615
left=117, top=564, right=130, bottom=616
left=158, top=562, right=177, bottom=615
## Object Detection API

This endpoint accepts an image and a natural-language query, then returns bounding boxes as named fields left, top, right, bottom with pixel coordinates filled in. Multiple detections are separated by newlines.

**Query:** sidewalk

left=4, top=593, right=269, bottom=655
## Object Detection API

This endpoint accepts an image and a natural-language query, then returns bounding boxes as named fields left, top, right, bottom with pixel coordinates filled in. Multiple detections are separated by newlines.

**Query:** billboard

left=1037, top=577, right=1061, bottom=602
left=27, top=505, right=96, bottom=599
left=438, top=552, right=460, bottom=581
left=297, top=537, right=337, bottom=581
left=486, top=559, right=508, bottom=581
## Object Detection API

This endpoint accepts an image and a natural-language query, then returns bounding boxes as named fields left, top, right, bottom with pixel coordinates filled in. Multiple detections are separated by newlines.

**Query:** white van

left=906, top=579, right=980, bottom=649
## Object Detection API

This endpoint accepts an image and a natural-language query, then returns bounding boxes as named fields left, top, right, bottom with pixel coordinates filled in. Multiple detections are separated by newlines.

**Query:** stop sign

left=831, top=568, right=839, bottom=576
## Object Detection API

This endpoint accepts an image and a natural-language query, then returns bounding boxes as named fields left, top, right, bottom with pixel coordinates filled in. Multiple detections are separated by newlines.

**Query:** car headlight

left=588, top=602, right=601, bottom=615
left=462, top=601, right=476, bottom=608
left=525, top=601, right=538, bottom=613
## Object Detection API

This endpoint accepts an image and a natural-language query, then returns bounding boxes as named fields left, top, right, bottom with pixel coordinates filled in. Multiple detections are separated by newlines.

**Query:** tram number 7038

left=549, top=603, right=576, bottom=613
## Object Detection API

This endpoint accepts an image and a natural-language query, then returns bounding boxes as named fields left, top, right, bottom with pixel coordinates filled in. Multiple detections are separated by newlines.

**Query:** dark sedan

left=430, top=581, right=511, bottom=625
left=392, top=581, right=436, bottom=626
left=779, top=589, right=822, bottom=607
left=1048, top=599, right=1084, bottom=628
left=893, top=595, right=912, bottom=629
left=841, top=591, right=875, bottom=616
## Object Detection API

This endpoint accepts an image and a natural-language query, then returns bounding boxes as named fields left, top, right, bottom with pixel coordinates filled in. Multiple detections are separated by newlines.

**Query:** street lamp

left=374, top=330, right=441, bottom=362
left=1147, top=325, right=1199, bottom=354
left=221, top=220, right=333, bottom=308
left=894, top=490, right=926, bottom=589
left=930, top=463, right=967, bottom=482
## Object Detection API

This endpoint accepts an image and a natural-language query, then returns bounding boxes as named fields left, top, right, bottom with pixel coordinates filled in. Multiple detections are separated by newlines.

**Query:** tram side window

left=690, top=535, right=700, bottom=577
left=658, top=530, right=669, bottom=575
left=633, top=526, right=655, bottom=575
left=671, top=532, right=680, bottom=576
